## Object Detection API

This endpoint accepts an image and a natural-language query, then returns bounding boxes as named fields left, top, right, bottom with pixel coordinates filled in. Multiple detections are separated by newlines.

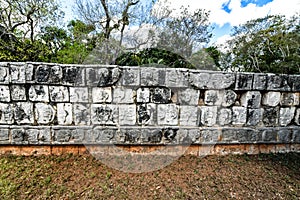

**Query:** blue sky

left=60, top=0, right=300, bottom=45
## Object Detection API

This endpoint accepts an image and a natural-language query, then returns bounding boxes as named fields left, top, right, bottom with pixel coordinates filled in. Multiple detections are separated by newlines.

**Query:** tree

left=221, top=15, right=300, bottom=74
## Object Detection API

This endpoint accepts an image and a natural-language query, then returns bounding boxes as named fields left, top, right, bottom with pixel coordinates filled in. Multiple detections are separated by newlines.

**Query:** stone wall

left=0, top=62, right=299, bottom=155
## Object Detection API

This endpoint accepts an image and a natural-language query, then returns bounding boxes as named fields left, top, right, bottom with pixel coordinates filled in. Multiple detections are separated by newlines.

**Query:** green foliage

left=221, top=15, right=300, bottom=74
left=115, top=48, right=195, bottom=69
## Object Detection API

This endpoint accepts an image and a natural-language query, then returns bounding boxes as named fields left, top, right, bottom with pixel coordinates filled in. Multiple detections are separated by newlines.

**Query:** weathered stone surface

left=122, top=67, right=140, bottom=86
left=241, top=91, right=261, bottom=108
left=166, top=69, right=189, bottom=88
left=63, top=67, right=85, bottom=85
left=29, top=85, right=49, bottom=102
left=280, top=93, right=299, bottom=106
left=91, top=104, right=118, bottom=125
left=279, top=107, right=295, bottom=126
left=50, top=65, right=63, bottom=84
left=49, top=86, right=69, bottom=102
left=136, top=88, right=150, bottom=103
left=11, top=129, right=28, bottom=144
left=200, top=106, right=217, bottom=126
left=25, top=64, right=34, bottom=82
left=113, top=87, right=134, bottom=103
left=204, top=90, right=222, bottom=106
left=119, top=105, right=136, bottom=125
left=221, top=128, right=257, bottom=143
left=232, top=107, right=247, bottom=125
left=267, top=74, right=291, bottom=91
left=253, top=74, right=268, bottom=90
left=26, top=128, right=51, bottom=144
left=87, top=67, right=120, bottom=87
left=180, top=106, right=199, bottom=126
left=177, top=129, right=201, bottom=144
left=189, top=72, right=235, bottom=89
left=70, top=87, right=89, bottom=103
left=0, top=129, right=9, bottom=142
left=0, top=103, right=13, bottom=124
left=11, top=85, right=26, bottom=101
left=119, top=129, right=140, bottom=143
left=57, top=103, right=73, bottom=125
left=163, top=128, right=178, bottom=143
left=263, top=107, right=279, bottom=126
left=295, top=109, right=300, bottom=126
left=200, top=129, right=221, bottom=143
left=93, top=128, right=116, bottom=144
left=10, top=64, right=26, bottom=83
left=73, top=104, right=90, bottom=125
left=14, top=102, right=34, bottom=124
left=137, top=104, right=156, bottom=125
left=140, top=129, right=162, bottom=143
left=157, top=104, right=179, bottom=125
left=0, top=85, right=10, bottom=102
left=92, top=87, right=112, bottom=103
left=178, top=89, right=200, bottom=105
left=141, top=67, right=165, bottom=86
left=151, top=87, right=171, bottom=104
left=218, top=108, right=232, bottom=126
left=0, top=66, right=9, bottom=83
left=35, top=103, right=55, bottom=125
left=262, top=92, right=281, bottom=107
left=53, top=129, right=73, bottom=143
left=235, top=73, right=253, bottom=90
left=35, top=65, right=50, bottom=83
left=291, top=129, right=300, bottom=143
left=247, top=109, right=264, bottom=126
left=259, top=129, right=278, bottom=143
left=289, top=75, right=300, bottom=92
left=222, top=90, right=237, bottom=107
left=277, top=129, right=292, bottom=143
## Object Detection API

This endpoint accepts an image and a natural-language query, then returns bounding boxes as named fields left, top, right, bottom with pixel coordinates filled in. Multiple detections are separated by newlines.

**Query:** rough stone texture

left=0, top=63, right=299, bottom=153
left=262, top=92, right=281, bottom=107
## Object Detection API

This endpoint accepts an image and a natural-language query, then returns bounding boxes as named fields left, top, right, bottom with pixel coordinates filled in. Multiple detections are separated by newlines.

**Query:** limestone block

left=35, top=103, right=55, bottom=125
left=189, top=72, right=235, bottom=89
left=137, top=104, right=156, bottom=125
left=29, top=85, right=49, bottom=102
left=179, top=106, right=199, bottom=126
left=113, top=87, right=134, bottom=103
left=204, top=90, right=222, bottom=106
left=235, top=73, right=253, bottom=90
left=119, top=105, right=136, bottom=125
left=166, top=69, right=189, bottom=88
left=35, top=65, right=50, bottom=83
left=200, top=106, right=218, bottom=126
left=200, top=129, right=221, bottom=144
left=53, top=129, right=73, bottom=143
left=92, top=87, right=112, bottom=103
left=11, top=129, right=28, bottom=144
left=141, top=67, right=165, bottom=86
left=151, top=87, right=171, bottom=104
left=263, top=107, right=279, bottom=126
left=10, top=64, right=26, bottom=83
left=140, top=129, right=163, bottom=143
left=63, top=67, right=85, bottom=85
left=70, top=87, right=89, bottom=103
left=253, top=74, right=268, bottom=90
left=93, top=129, right=116, bottom=144
left=136, top=88, right=150, bottom=103
left=218, top=108, right=232, bottom=126
left=57, top=103, right=73, bottom=125
left=119, top=129, right=140, bottom=143
left=295, top=109, right=300, bottom=126
left=291, top=129, right=300, bottom=143
left=277, top=129, right=292, bottom=143
left=122, top=67, right=140, bottom=86
left=178, top=88, right=200, bottom=105
left=157, top=104, right=179, bottom=125
left=280, top=93, right=299, bottom=106
left=279, top=107, right=296, bottom=126
left=262, top=92, right=280, bottom=107
left=222, top=90, right=237, bottom=107
left=177, top=129, right=201, bottom=144
left=267, top=74, right=291, bottom=91
left=0, top=129, right=9, bottom=143
left=259, top=129, right=278, bottom=143
left=87, top=67, right=120, bottom=86
left=73, top=104, right=90, bottom=125
left=11, top=85, right=26, bottom=101
left=241, top=91, right=261, bottom=108
left=91, top=104, right=118, bottom=125
left=38, top=128, right=52, bottom=144
left=49, top=86, right=69, bottom=102
left=0, top=103, right=13, bottom=124
left=50, top=65, right=63, bottom=84
left=232, top=107, right=247, bottom=125
left=163, top=128, right=178, bottom=143
left=0, top=85, right=10, bottom=102
left=247, top=109, right=264, bottom=126
left=14, top=102, right=34, bottom=124
left=289, top=75, right=300, bottom=92
left=221, top=128, right=257, bottom=143
left=0, top=66, right=9, bottom=83
left=25, top=64, right=34, bottom=81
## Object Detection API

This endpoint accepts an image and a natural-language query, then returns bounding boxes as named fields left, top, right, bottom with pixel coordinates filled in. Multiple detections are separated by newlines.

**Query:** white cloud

left=158, top=0, right=300, bottom=27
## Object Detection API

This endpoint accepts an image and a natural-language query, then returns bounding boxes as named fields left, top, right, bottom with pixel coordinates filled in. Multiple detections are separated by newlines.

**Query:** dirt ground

left=0, top=153, right=299, bottom=199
